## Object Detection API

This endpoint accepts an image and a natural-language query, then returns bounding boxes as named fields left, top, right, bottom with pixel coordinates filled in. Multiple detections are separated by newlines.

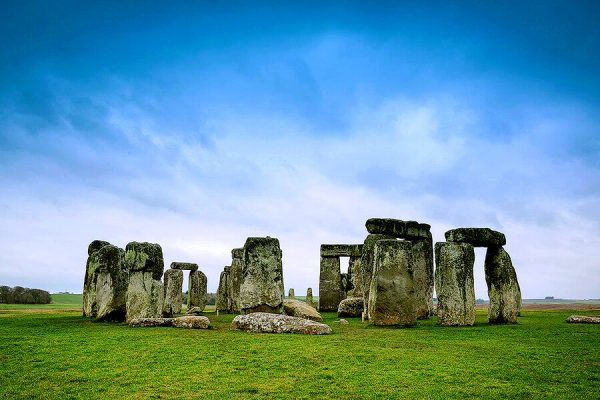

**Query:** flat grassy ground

left=0, top=297, right=598, bottom=399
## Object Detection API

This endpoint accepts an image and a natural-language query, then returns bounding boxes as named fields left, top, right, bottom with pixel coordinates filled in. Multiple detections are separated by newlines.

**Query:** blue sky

left=1, top=1, right=599, bottom=298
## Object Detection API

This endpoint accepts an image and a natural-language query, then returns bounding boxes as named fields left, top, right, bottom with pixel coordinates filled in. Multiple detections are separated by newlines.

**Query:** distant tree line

left=0, top=286, right=52, bottom=304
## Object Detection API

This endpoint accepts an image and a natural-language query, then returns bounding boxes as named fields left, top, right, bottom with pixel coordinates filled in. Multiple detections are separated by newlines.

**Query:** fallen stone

left=172, top=315, right=211, bottom=329
left=412, top=237, right=435, bottom=319
left=305, top=288, right=314, bottom=308
left=320, top=244, right=363, bottom=257
left=170, top=262, right=199, bottom=271
left=129, top=317, right=173, bottom=327
left=186, top=306, right=204, bottom=315
left=240, top=237, right=285, bottom=314
left=283, top=299, right=323, bottom=321
left=435, top=242, right=476, bottom=326
left=126, top=271, right=164, bottom=322
left=93, top=244, right=128, bottom=321
left=485, top=246, right=521, bottom=323
left=231, top=312, right=332, bottom=335
left=365, top=218, right=431, bottom=240
left=319, top=256, right=344, bottom=311
left=188, top=270, right=208, bottom=311
left=566, top=315, right=600, bottom=324
left=162, top=269, right=183, bottom=317
left=445, top=228, right=506, bottom=247
left=337, top=297, right=364, bottom=318
left=360, top=233, right=395, bottom=315
left=124, top=242, right=164, bottom=280
left=368, top=240, right=416, bottom=326
left=338, top=319, right=349, bottom=325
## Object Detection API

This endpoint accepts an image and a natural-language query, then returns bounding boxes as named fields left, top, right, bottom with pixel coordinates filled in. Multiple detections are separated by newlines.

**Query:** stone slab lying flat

left=231, top=312, right=332, bottom=334
left=566, top=315, right=600, bottom=324
left=283, top=299, right=323, bottom=322
left=170, top=262, right=199, bottom=271
left=365, top=218, right=431, bottom=240
left=129, top=318, right=174, bottom=327
left=445, top=228, right=506, bottom=247
left=337, top=297, right=364, bottom=318
left=172, top=315, right=211, bottom=329
left=320, top=244, right=363, bottom=257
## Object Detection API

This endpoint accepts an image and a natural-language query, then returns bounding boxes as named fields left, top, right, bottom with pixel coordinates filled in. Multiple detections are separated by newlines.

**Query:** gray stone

left=435, top=242, right=476, bottom=326
left=93, top=245, right=128, bottom=321
left=368, top=240, right=416, bottom=326
left=125, top=271, right=164, bottom=322
left=129, top=317, right=173, bottom=327
left=319, top=256, right=344, bottom=311
left=240, top=237, right=285, bottom=314
left=188, top=270, right=207, bottom=311
left=305, top=288, right=314, bottom=308
left=340, top=272, right=353, bottom=296
left=162, top=269, right=183, bottom=317
left=485, top=247, right=521, bottom=323
left=172, top=315, right=211, bottom=329
left=445, top=228, right=506, bottom=247
left=365, top=218, right=431, bottom=240
left=566, top=315, right=600, bottom=324
left=83, top=240, right=111, bottom=317
left=412, top=236, right=435, bottom=319
left=320, top=244, right=363, bottom=257
left=349, top=256, right=363, bottom=297
left=360, top=233, right=395, bottom=315
left=170, top=262, right=198, bottom=271
left=124, top=242, right=164, bottom=280
left=287, top=288, right=295, bottom=299
left=230, top=248, right=244, bottom=313
left=186, top=306, right=204, bottom=315
left=338, top=319, right=349, bottom=325
left=231, top=312, right=332, bottom=335
left=216, top=268, right=230, bottom=312
left=337, top=297, right=364, bottom=318
left=283, top=299, right=322, bottom=321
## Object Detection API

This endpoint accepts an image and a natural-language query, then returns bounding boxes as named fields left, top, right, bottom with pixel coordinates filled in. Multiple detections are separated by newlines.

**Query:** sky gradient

left=1, top=1, right=599, bottom=298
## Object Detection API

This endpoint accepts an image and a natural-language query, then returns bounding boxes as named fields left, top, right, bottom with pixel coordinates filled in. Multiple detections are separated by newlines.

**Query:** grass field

left=0, top=296, right=598, bottom=399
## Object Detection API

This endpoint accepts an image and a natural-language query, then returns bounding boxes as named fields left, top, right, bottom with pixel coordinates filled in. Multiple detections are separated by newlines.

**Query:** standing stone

left=240, top=237, right=285, bottom=314
left=349, top=256, right=362, bottom=296
left=485, top=246, right=522, bottom=323
left=367, top=240, right=416, bottom=326
left=288, top=288, right=295, bottom=299
left=94, top=244, right=128, bottom=321
left=188, top=270, right=208, bottom=311
left=230, top=248, right=244, bottom=313
left=216, top=268, right=230, bottom=312
left=162, top=269, right=183, bottom=317
left=412, top=235, right=435, bottom=319
left=360, top=233, right=395, bottom=315
left=124, top=242, right=165, bottom=323
left=319, top=256, right=344, bottom=311
left=83, top=240, right=110, bottom=317
left=305, top=288, right=314, bottom=308
left=435, top=242, right=476, bottom=326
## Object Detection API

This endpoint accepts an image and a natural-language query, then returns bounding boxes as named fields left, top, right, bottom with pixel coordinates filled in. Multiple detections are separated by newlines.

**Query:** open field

left=0, top=298, right=598, bottom=399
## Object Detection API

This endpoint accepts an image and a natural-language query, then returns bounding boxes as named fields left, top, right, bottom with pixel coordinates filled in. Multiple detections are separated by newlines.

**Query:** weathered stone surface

left=412, top=237, right=435, bottom=319
left=368, top=240, right=416, bottom=326
left=341, top=272, right=353, bottom=296
left=338, top=319, right=349, bottom=325
left=365, top=218, right=431, bottom=240
left=337, top=297, right=364, bottom=317
left=240, top=237, right=284, bottom=314
left=170, top=262, right=198, bottom=271
left=485, top=247, right=521, bottom=323
left=172, top=315, right=211, bottom=329
left=435, top=242, right=476, bottom=326
left=305, top=288, right=314, bottom=308
left=88, top=240, right=111, bottom=256
left=124, top=242, right=164, bottom=280
left=231, top=312, right=331, bottom=335
left=230, top=248, right=244, bottom=313
left=287, top=288, right=295, bottom=299
left=186, top=306, right=204, bottom=315
left=566, top=315, right=600, bottom=324
left=216, top=268, right=230, bottom=312
left=319, top=256, right=344, bottom=311
left=349, top=256, right=363, bottom=297
left=445, top=228, right=506, bottom=247
left=125, top=271, right=164, bottom=322
left=188, top=270, right=207, bottom=311
left=83, top=240, right=111, bottom=317
left=94, top=245, right=128, bottom=321
left=162, top=269, right=183, bottom=317
left=129, top=317, right=173, bottom=327
left=283, top=299, right=322, bottom=321
left=360, top=233, right=395, bottom=315
left=320, top=244, right=363, bottom=257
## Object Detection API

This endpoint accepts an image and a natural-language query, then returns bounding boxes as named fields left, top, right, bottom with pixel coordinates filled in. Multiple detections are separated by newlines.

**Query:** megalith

left=124, top=242, right=165, bottom=322
left=162, top=268, right=183, bottom=317
left=349, top=256, right=362, bottom=296
left=94, top=244, right=128, bottom=321
left=305, top=288, right=314, bottom=308
left=188, top=269, right=208, bottom=311
left=445, top=227, right=506, bottom=247
left=288, top=288, right=295, bottom=299
left=360, top=234, right=395, bottom=314
left=319, top=256, right=344, bottom=311
left=170, top=262, right=199, bottom=271
left=83, top=240, right=110, bottom=317
left=367, top=240, right=416, bottom=326
left=485, top=246, right=522, bottom=323
left=239, top=237, right=284, bottom=314
left=434, top=242, right=475, bottom=326
left=230, top=248, right=244, bottom=313
left=216, top=267, right=230, bottom=312
left=411, top=234, right=435, bottom=319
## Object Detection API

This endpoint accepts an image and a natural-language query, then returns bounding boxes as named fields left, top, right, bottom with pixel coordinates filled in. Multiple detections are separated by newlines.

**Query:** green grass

left=0, top=305, right=598, bottom=399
